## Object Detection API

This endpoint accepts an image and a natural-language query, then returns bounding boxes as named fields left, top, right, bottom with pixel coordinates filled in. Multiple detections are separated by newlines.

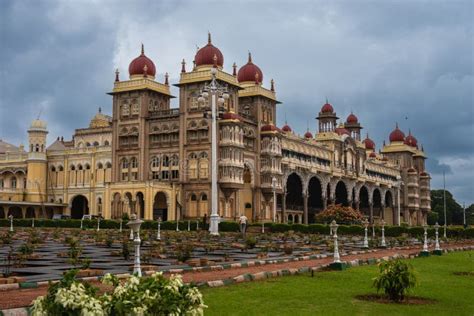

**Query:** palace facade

left=0, top=34, right=431, bottom=225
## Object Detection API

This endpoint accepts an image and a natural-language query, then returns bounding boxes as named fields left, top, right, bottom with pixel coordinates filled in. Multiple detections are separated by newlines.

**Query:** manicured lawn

left=202, top=251, right=474, bottom=315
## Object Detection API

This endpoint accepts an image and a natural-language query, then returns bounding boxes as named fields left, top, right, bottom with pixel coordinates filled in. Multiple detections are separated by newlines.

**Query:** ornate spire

left=165, top=72, right=169, bottom=85
left=395, top=122, right=399, bottom=129
left=141, top=43, right=144, bottom=55
left=326, top=97, right=329, bottom=104
left=98, top=107, right=102, bottom=113
left=232, top=62, right=237, bottom=76
left=208, top=32, right=212, bottom=44
left=248, top=51, right=252, bottom=63
left=383, top=140, right=386, bottom=146
left=181, top=59, right=186, bottom=73
left=270, top=79, right=275, bottom=91
left=143, top=64, right=148, bottom=78
left=115, top=69, right=120, bottom=82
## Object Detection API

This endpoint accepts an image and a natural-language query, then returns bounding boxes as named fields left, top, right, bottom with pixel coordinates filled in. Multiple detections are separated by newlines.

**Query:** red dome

left=129, top=44, right=156, bottom=77
left=363, top=135, right=375, bottom=150
left=369, top=152, right=377, bottom=158
left=237, top=53, right=263, bottom=83
left=404, top=130, right=418, bottom=147
left=195, top=33, right=224, bottom=67
left=335, top=127, right=350, bottom=136
left=321, top=102, right=334, bottom=113
left=261, top=124, right=279, bottom=132
left=304, top=130, right=313, bottom=138
left=389, top=124, right=405, bottom=142
left=346, top=113, right=358, bottom=124
left=282, top=124, right=292, bottom=132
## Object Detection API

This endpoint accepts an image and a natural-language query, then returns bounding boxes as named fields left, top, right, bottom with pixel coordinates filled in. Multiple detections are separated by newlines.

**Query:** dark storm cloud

left=0, top=0, right=472, bottom=203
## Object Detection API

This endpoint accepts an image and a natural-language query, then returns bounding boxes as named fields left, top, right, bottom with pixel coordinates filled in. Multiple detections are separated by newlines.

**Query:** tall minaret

left=26, top=118, right=48, bottom=204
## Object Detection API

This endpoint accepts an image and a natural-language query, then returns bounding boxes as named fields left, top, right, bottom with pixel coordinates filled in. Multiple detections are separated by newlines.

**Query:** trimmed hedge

left=0, top=219, right=472, bottom=238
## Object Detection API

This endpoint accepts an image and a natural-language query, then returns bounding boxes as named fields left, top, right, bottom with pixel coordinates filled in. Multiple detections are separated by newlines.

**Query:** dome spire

left=208, top=31, right=212, bottom=44
left=165, top=72, right=169, bottom=85
left=232, top=62, right=237, bottom=76
left=248, top=51, right=252, bottom=63
left=141, top=43, right=145, bottom=55
left=181, top=59, right=186, bottom=73
left=115, top=69, right=120, bottom=82
left=271, top=79, right=275, bottom=91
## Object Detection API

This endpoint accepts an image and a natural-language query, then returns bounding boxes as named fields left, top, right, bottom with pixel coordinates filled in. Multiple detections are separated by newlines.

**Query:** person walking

left=239, top=214, right=248, bottom=237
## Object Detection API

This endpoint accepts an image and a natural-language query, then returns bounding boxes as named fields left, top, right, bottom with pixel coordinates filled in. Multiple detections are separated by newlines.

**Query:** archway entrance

left=307, top=177, right=322, bottom=223
left=136, top=192, right=145, bottom=219
left=335, top=181, right=348, bottom=206
left=112, top=193, right=122, bottom=219
left=71, top=195, right=89, bottom=219
left=286, top=173, right=303, bottom=211
left=385, top=190, right=394, bottom=224
left=242, top=166, right=253, bottom=219
left=373, top=189, right=382, bottom=220
left=359, top=186, right=370, bottom=217
left=0, top=206, right=5, bottom=218
left=8, top=206, right=22, bottom=218
left=153, top=192, right=168, bottom=221
left=26, top=207, right=35, bottom=218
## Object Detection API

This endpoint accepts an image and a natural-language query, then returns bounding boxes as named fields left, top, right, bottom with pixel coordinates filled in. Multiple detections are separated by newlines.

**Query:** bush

left=245, top=236, right=257, bottom=249
left=31, top=270, right=206, bottom=315
left=373, top=259, right=417, bottom=302
left=315, top=204, right=363, bottom=224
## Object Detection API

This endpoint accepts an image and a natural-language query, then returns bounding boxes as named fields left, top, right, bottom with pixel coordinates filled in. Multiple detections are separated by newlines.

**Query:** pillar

left=369, top=202, right=374, bottom=223
left=381, top=202, right=385, bottom=220
left=303, top=192, right=308, bottom=224
left=355, top=200, right=360, bottom=211
left=281, top=190, right=286, bottom=223
left=322, top=195, right=327, bottom=211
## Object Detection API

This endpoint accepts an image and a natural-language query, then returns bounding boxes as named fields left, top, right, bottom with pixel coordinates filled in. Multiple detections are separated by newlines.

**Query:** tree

left=430, top=190, right=463, bottom=225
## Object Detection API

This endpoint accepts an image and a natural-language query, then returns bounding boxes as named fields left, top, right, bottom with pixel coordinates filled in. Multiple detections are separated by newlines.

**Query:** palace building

left=0, top=34, right=431, bottom=226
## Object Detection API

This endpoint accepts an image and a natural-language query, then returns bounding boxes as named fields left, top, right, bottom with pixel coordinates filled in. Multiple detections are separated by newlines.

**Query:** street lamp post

left=422, top=224, right=429, bottom=253
left=9, top=215, right=13, bottom=232
left=156, top=217, right=161, bottom=241
left=198, top=66, right=229, bottom=236
left=434, top=222, right=441, bottom=251
left=96, top=213, right=101, bottom=232
left=380, top=219, right=386, bottom=248
left=119, top=219, right=123, bottom=233
left=362, top=218, right=369, bottom=249
left=330, top=220, right=340, bottom=263
left=127, top=213, right=143, bottom=277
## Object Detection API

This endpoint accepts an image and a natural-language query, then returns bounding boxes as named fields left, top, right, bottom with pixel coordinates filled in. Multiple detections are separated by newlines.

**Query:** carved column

left=303, top=191, right=308, bottom=224
left=282, top=189, right=286, bottom=223
left=369, top=202, right=374, bottom=223
left=322, top=195, right=328, bottom=211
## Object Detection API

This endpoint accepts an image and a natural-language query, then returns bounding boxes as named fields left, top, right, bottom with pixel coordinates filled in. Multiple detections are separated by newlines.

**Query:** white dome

left=29, top=119, right=47, bottom=131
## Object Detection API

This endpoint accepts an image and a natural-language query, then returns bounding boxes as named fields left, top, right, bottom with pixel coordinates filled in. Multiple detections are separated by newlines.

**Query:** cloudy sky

left=0, top=0, right=473, bottom=204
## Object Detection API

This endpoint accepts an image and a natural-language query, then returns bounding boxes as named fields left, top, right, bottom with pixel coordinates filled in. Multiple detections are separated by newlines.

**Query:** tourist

left=239, top=214, right=248, bottom=237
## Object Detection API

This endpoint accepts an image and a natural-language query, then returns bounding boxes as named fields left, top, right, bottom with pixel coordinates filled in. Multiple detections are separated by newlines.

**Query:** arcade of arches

left=278, top=172, right=396, bottom=225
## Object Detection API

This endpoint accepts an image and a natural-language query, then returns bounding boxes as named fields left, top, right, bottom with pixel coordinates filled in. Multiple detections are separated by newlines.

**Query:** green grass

left=202, top=251, right=474, bottom=316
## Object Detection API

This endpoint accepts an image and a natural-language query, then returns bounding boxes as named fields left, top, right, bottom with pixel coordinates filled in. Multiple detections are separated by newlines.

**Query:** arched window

left=105, top=162, right=112, bottom=169
left=151, top=157, right=160, bottom=168
left=86, top=142, right=91, bottom=147
left=70, top=165, right=76, bottom=171
left=97, top=163, right=103, bottom=169
left=171, top=155, right=179, bottom=166
left=191, top=194, right=197, bottom=201
left=162, top=155, right=170, bottom=167
left=85, top=164, right=91, bottom=170
left=130, top=157, right=138, bottom=168
left=11, top=177, right=17, bottom=189
left=78, top=164, right=83, bottom=171
left=104, top=140, right=110, bottom=146
left=51, top=166, right=56, bottom=172
left=93, top=141, right=99, bottom=146
left=121, top=158, right=129, bottom=169
left=201, top=194, right=208, bottom=201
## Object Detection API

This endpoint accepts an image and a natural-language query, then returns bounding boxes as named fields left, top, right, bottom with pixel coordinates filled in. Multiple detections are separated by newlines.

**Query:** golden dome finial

left=248, top=51, right=252, bottom=63
left=141, top=43, right=144, bottom=55
left=208, top=31, right=212, bottom=44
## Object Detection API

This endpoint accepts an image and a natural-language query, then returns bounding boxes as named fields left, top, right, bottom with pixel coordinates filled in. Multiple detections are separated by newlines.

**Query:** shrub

left=175, top=243, right=194, bottom=263
left=315, top=204, right=363, bottom=224
left=245, top=236, right=257, bottom=249
left=373, top=259, right=417, bottom=302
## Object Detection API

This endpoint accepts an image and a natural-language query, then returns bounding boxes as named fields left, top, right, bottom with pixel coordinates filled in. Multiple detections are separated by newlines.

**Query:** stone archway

left=359, top=186, right=370, bottom=217
left=71, top=195, right=89, bottom=219
left=373, top=188, right=383, bottom=220
left=153, top=192, right=168, bottom=221
left=8, top=206, right=22, bottom=218
left=335, top=181, right=348, bottom=206
left=26, top=207, right=36, bottom=218
left=286, top=173, right=303, bottom=212
left=307, top=176, right=323, bottom=223
left=136, top=192, right=145, bottom=219
left=385, top=190, right=395, bottom=224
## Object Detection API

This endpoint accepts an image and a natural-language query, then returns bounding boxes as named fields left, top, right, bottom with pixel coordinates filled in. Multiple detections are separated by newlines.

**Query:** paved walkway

left=1, top=241, right=473, bottom=311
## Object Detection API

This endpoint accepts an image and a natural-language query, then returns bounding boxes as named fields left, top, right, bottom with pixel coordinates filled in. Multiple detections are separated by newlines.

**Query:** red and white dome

left=321, top=102, right=334, bottom=113
left=304, top=130, right=313, bottom=138
left=346, top=113, right=358, bottom=124
left=363, top=134, right=375, bottom=150
left=404, top=130, right=418, bottom=147
left=281, top=123, right=292, bottom=132
left=389, top=124, right=405, bottom=142
left=195, top=33, right=224, bottom=68
left=129, top=44, right=156, bottom=78
left=237, top=52, right=263, bottom=84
